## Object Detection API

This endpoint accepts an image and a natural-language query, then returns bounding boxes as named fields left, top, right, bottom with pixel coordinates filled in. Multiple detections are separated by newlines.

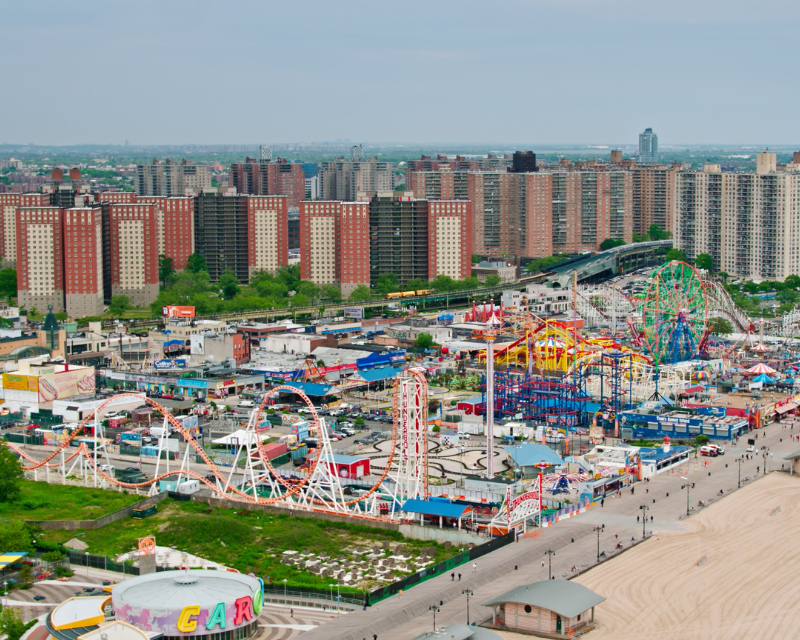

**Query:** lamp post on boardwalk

left=737, top=456, right=743, bottom=488
left=429, top=604, right=440, bottom=632
left=682, top=482, right=694, bottom=517
left=462, top=589, right=473, bottom=625
left=639, top=504, right=649, bottom=540
left=544, top=550, right=555, bottom=579
left=593, top=525, right=604, bottom=562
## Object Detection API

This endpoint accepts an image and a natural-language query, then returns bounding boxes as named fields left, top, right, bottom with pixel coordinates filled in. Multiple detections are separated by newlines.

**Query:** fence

left=262, top=585, right=363, bottom=607
left=365, top=532, right=514, bottom=605
left=5, top=432, right=43, bottom=446
left=67, top=549, right=140, bottom=576
left=541, top=499, right=591, bottom=527
left=27, top=492, right=169, bottom=531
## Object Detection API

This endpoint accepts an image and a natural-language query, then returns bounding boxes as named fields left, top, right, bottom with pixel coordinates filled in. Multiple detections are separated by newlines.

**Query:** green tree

left=349, top=284, right=372, bottom=302
left=632, top=232, right=649, bottom=243
left=0, top=607, right=27, bottom=639
left=485, top=274, right=502, bottom=287
left=218, top=269, right=240, bottom=300
left=108, top=294, right=131, bottom=318
left=0, top=317, right=12, bottom=329
left=600, top=238, right=626, bottom=251
left=291, top=293, right=311, bottom=308
left=784, top=274, right=800, bottom=289
left=406, top=278, right=430, bottom=291
left=649, top=224, right=672, bottom=241
left=742, top=281, right=759, bottom=294
left=414, top=332, right=435, bottom=351
left=525, top=254, right=570, bottom=274
left=718, top=271, right=730, bottom=283
left=18, top=564, right=33, bottom=584
left=695, top=434, right=710, bottom=446
left=296, top=281, right=319, bottom=300
left=431, top=274, right=457, bottom=292
left=186, top=253, right=208, bottom=274
left=695, top=253, right=713, bottom=271
left=708, top=316, right=734, bottom=336
left=0, top=268, right=16, bottom=300
left=319, top=284, right=342, bottom=303
left=471, top=254, right=482, bottom=265
left=394, top=183, right=406, bottom=191
left=0, top=447, right=22, bottom=503
left=158, top=254, right=175, bottom=287
left=665, top=249, right=689, bottom=263
left=375, top=273, right=399, bottom=295
left=777, top=289, right=798, bottom=305
left=0, top=520, right=31, bottom=550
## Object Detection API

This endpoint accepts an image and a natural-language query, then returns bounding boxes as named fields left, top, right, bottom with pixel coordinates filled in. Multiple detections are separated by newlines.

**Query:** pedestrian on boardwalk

left=601, top=498, right=605, bottom=507
left=472, top=562, right=477, bottom=573
left=458, top=573, right=461, bottom=581
left=451, top=572, right=455, bottom=581
left=290, top=608, right=294, bottom=618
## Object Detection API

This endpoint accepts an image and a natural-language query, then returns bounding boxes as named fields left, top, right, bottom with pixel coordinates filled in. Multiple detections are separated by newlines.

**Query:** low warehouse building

left=324, top=454, right=370, bottom=479
left=482, top=579, right=604, bottom=637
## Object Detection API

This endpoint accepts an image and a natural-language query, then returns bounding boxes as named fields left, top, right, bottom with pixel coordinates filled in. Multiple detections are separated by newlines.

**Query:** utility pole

left=593, top=525, right=604, bottom=562
left=429, top=605, right=440, bottom=633
left=462, top=589, right=473, bottom=625
left=639, top=504, right=649, bottom=540
left=737, top=456, right=743, bottom=488
left=544, top=549, right=555, bottom=579
left=682, top=481, right=694, bottom=516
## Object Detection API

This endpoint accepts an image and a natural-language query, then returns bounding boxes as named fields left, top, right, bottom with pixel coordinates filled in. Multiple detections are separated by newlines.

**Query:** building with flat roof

left=136, top=158, right=211, bottom=196
left=230, top=156, right=306, bottom=208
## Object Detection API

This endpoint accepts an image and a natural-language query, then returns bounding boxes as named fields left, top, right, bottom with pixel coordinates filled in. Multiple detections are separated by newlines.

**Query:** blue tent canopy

left=753, top=374, right=775, bottom=383
left=401, top=499, right=471, bottom=519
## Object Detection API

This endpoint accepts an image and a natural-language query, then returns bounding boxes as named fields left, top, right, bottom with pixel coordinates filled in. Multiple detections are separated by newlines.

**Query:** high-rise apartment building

left=631, top=165, right=677, bottom=236
left=101, top=201, right=159, bottom=306
left=299, top=201, right=370, bottom=297
left=509, top=151, right=538, bottom=173
left=16, top=206, right=65, bottom=312
left=674, top=166, right=800, bottom=279
left=318, top=157, right=393, bottom=201
left=638, top=128, right=659, bottom=164
left=405, top=154, right=511, bottom=173
left=0, top=193, right=50, bottom=266
left=366, top=193, right=472, bottom=287
left=406, top=169, right=632, bottom=258
left=136, top=196, right=195, bottom=270
left=63, top=207, right=104, bottom=317
left=136, top=159, right=211, bottom=196
left=230, top=157, right=306, bottom=208
left=194, top=191, right=287, bottom=283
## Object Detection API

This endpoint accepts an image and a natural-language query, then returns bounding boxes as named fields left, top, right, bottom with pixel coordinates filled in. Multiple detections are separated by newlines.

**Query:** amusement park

left=4, top=260, right=800, bottom=639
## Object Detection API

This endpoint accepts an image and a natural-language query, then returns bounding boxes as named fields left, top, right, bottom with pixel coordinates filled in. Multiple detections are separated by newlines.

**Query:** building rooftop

left=504, top=443, right=564, bottom=467
left=482, top=579, right=605, bottom=618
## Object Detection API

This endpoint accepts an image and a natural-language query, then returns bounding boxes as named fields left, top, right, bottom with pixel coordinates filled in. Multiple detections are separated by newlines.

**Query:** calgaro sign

left=176, top=591, right=263, bottom=632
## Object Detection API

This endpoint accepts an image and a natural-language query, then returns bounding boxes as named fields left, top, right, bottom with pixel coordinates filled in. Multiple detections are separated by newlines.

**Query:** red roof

left=681, top=385, right=705, bottom=395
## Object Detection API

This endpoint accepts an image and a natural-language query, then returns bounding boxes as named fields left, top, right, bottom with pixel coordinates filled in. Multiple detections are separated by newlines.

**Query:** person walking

left=458, top=573, right=461, bottom=581
left=601, top=498, right=605, bottom=507
left=290, top=608, right=294, bottom=618
left=451, top=572, right=455, bottom=581
left=472, top=562, right=477, bottom=573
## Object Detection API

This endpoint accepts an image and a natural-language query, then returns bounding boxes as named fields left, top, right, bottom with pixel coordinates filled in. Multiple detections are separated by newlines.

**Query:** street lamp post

left=682, top=482, right=694, bottom=517
left=593, top=525, right=604, bottom=562
left=462, top=589, right=473, bottom=625
left=544, top=549, right=555, bottom=580
left=429, top=604, right=440, bottom=632
left=85, top=552, right=89, bottom=576
left=329, top=583, right=334, bottom=603
left=639, top=504, right=649, bottom=540
left=737, top=456, right=743, bottom=488
left=283, top=578, right=287, bottom=597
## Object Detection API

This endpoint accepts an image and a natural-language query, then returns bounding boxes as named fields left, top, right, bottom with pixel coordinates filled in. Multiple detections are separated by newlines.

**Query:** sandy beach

left=498, top=472, right=800, bottom=640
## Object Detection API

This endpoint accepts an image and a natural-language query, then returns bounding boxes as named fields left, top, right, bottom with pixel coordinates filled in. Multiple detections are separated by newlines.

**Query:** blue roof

left=280, top=382, right=334, bottom=397
left=504, top=443, right=564, bottom=467
left=326, top=454, right=369, bottom=464
left=401, top=499, right=471, bottom=518
left=353, top=367, right=399, bottom=383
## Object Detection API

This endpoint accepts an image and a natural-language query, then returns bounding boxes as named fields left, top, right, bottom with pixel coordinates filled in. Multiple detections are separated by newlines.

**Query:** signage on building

left=343, top=306, right=364, bottom=320
left=162, top=305, right=196, bottom=318
left=37, top=368, right=96, bottom=402
left=190, top=335, right=205, bottom=355
left=2, top=373, right=31, bottom=391
left=154, top=359, right=188, bottom=371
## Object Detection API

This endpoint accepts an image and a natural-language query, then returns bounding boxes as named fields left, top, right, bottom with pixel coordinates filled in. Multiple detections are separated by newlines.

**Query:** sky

left=1, top=0, right=798, bottom=146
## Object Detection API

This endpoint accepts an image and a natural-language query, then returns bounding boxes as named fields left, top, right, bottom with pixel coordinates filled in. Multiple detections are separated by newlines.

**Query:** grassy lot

left=38, top=499, right=463, bottom=591
left=5, top=481, right=142, bottom=521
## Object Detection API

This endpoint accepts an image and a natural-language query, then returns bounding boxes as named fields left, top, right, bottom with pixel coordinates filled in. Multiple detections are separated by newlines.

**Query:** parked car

left=161, top=393, right=174, bottom=400
left=98, top=464, right=115, bottom=473
left=339, top=421, right=355, bottom=429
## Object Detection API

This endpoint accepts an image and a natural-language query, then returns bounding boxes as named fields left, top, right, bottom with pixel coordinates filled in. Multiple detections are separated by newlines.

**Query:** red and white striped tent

left=745, top=363, right=777, bottom=375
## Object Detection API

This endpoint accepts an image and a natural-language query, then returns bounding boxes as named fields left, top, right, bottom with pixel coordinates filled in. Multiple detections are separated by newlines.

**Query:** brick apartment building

left=318, top=157, right=393, bottom=201
left=230, top=157, right=306, bottom=209
left=63, top=207, right=104, bottom=317
left=136, top=196, right=195, bottom=270
left=0, top=193, right=50, bottom=266
left=136, top=159, right=211, bottom=196
left=16, top=206, right=65, bottom=312
left=299, top=201, right=370, bottom=297
left=101, top=201, right=159, bottom=307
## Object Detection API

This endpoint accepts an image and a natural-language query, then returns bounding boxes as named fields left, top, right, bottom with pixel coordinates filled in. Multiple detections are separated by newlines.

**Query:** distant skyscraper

left=638, top=128, right=659, bottom=163
left=508, top=151, right=538, bottom=173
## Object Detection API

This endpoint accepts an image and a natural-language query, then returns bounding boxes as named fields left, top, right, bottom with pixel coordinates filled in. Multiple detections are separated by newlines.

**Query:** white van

left=237, top=400, right=255, bottom=408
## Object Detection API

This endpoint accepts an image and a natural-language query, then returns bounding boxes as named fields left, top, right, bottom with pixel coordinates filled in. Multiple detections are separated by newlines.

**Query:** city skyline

left=2, top=0, right=799, bottom=146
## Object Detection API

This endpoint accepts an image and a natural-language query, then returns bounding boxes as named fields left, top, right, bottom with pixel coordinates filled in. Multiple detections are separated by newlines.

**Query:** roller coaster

left=6, top=371, right=432, bottom=523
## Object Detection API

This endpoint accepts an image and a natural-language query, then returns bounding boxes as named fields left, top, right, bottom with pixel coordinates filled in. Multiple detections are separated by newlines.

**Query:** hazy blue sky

left=2, top=0, right=798, bottom=146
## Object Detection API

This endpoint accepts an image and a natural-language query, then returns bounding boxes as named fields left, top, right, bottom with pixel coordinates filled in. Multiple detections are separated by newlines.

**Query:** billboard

left=2, top=373, right=31, bottom=391
left=38, top=368, right=96, bottom=402
left=154, top=358, right=188, bottom=371
left=343, top=306, right=364, bottom=320
left=163, top=305, right=196, bottom=318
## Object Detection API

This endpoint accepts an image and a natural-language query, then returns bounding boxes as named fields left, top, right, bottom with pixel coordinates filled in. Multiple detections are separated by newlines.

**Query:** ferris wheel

left=641, top=261, right=708, bottom=365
